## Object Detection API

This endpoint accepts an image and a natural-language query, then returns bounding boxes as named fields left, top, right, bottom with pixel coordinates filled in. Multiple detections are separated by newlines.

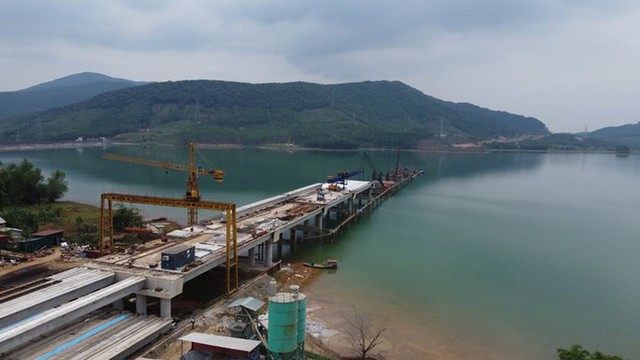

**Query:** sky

left=1, top=1, right=639, bottom=133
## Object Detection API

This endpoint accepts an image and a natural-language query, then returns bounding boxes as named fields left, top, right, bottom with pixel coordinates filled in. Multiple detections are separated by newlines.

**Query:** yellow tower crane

left=103, top=142, right=223, bottom=225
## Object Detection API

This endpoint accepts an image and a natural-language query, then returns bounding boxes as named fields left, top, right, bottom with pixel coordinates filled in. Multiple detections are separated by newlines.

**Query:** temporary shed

left=227, top=297, right=265, bottom=313
left=179, top=332, right=261, bottom=360
left=31, top=229, right=64, bottom=244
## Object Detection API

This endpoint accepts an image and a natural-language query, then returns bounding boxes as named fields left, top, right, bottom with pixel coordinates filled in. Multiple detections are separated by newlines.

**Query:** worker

left=191, top=317, right=196, bottom=329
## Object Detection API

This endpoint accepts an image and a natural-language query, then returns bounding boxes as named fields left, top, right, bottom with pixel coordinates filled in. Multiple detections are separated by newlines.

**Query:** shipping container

left=161, top=245, right=195, bottom=270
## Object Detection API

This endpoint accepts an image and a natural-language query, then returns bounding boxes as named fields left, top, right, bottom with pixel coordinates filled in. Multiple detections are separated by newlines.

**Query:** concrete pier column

left=136, top=294, right=147, bottom=315
left=248, top=247, right=256, bottom=267
left=265, top=239, right=274, bottom=267
left=112, top=299, right=124, bottom=311
left=316, top=213, right=323, bottom=232
left=160, top=298, right=171, bottom=318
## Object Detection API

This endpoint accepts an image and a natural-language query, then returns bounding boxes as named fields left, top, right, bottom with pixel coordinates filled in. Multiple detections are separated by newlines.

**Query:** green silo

left=296, top=291, right=307, bottom=346
left=268, top=292, right=298, bottom=357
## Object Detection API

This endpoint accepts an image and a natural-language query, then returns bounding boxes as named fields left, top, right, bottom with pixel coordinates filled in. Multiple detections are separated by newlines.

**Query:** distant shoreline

left=0, top=140, right=626, bottom=155
left=0, top=140, right=112, bottom=152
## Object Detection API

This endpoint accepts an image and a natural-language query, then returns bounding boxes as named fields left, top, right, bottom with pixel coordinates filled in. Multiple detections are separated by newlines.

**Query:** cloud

left=1, top=1, right=639, bottom=131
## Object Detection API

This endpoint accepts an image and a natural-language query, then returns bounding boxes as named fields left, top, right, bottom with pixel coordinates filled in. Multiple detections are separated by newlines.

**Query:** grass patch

left=2, top=201, right=100, bottom=236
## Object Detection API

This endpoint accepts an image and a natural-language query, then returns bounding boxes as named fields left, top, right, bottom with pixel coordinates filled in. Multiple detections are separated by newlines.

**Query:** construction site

left=0, top=143, right=423, bottom=360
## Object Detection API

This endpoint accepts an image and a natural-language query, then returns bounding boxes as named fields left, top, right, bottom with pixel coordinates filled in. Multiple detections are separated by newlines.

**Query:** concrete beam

left=0, top=268, right=115, bottom=328
left=0, top=276, right=145, bottom=355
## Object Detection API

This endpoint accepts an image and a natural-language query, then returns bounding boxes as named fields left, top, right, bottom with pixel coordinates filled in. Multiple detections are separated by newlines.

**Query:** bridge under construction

left=0, top=166, right=422, bottom=359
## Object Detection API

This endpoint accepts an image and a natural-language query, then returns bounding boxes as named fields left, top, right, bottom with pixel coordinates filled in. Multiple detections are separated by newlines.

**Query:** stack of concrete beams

left=4, top=310, right=172, bottom=360
left=0, top=275, right=146, bottom=354
left=0, top=267, right=115, bottom=328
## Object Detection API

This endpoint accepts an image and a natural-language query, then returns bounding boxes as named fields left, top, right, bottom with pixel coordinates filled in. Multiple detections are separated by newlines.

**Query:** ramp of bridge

left=0, top=267, right=115, bottom=328
left=0, top=276, right=145, bottom=355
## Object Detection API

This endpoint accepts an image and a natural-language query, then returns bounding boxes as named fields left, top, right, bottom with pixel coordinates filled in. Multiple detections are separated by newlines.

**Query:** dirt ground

left=142, top=263, right=336, bottom=360
left=0, top=247, right=84, bottom=282
left=0, top=248, right=346, bottom=359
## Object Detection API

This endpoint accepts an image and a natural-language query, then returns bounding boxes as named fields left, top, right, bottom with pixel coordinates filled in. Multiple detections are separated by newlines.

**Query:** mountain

left=0, top=72, right=145, bottom=119
left=588, top=122, right=640, bottom=148
left=0, top=79, right=548, bottom=149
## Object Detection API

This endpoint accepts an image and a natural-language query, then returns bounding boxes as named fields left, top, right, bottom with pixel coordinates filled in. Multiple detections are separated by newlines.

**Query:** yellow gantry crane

left=103, top=142, right=223, bottom=225
left=101, top=142, right=238, bottom=293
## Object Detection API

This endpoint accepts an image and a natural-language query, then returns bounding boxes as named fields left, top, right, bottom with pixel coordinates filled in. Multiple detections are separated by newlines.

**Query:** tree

left=0, top=208, right=39, bottom=235
left=558, top=345, right=625, bottom=360
left=44, top=170, right=68, bottom=203
left=69, top=222, right=99, bottom=247
left=343, top=307, right=388, bottom=360
left=112, top=205, right=143, bottom=231
left=0, top=160, right=67, bottom=206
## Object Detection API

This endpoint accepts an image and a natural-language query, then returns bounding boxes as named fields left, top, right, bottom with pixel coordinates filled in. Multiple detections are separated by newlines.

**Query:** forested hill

left=0, top=79, right=549, bottom=149
left=589, top=122, right=640, bottom=148
left=0, top=72, right=144, bottom=119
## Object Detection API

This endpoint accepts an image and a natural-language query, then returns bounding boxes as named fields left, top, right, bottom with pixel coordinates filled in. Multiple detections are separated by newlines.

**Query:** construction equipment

left=326, top=170, right=362, bottom=191
left=103, top=142, right=223, bottom=225
left=99, top=193, right=239, bottom=293
left=362, top=152, right=382, bottom=183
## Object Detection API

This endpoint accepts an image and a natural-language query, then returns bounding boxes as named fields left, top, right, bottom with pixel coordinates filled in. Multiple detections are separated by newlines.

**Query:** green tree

left=44, top=170, right=68, bottom=202
left=112, top=205, right=143, bottom=231
left=0, top=208, right=39, bottom=235
left=0, top=160, right=67, bottom=206
left=558, top=345, right=625, bottom=360
left=69, top=223, right=99, bottom=247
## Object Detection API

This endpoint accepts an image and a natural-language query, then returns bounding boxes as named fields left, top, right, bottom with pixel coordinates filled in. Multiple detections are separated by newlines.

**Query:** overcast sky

left=1, top=1, right=639, bottom=133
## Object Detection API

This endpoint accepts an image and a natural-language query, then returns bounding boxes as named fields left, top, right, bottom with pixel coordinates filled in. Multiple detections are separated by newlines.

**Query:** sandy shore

left=302, top=275, right=539, bottom=360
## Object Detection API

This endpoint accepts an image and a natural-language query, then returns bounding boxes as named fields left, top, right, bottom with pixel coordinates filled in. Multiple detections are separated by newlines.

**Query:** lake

left=1, top=146, right=638, bottom=359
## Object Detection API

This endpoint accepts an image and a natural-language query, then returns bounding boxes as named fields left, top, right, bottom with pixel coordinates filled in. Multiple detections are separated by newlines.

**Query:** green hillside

left=0, top=72, right=144, bottom=119
left=0, top=79, right=548, bottom=149
left=589, top=122, right=640, bottom=148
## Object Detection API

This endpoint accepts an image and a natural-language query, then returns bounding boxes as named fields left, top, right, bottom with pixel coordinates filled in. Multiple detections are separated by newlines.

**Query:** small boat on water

left=303, top=259, right=338, bottom=269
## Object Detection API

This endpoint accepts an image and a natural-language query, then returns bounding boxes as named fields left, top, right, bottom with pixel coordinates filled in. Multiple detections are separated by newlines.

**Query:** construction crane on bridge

left=362, top=152, right=382, bottom=183
left=103, top=142, right=223, bottom=225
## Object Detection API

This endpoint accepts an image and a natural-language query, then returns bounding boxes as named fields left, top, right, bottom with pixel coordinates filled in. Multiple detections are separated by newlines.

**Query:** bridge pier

left=160, top=298, right=172, bottom=318
left=265, top=239, right=273, bottom=267
left=136, top=294, right=147, bottom=315
left=248, top=247, right=256, bottom=267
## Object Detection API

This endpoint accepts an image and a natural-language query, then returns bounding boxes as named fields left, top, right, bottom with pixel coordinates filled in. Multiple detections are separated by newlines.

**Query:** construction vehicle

left=103, top=142, right=223, bottom=225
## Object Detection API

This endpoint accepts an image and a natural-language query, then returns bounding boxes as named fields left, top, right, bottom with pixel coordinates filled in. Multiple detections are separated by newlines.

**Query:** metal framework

left=103, top=142, right=223, bottom=225
left=99, top=192, right=239, bottom=293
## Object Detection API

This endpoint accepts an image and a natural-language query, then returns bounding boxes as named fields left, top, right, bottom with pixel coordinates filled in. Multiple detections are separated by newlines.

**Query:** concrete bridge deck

left=92, top=180, right=374, bottom=277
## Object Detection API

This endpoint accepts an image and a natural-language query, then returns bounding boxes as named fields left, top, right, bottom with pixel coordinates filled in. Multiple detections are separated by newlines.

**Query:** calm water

left=1, top=147, right=639, bottom=359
